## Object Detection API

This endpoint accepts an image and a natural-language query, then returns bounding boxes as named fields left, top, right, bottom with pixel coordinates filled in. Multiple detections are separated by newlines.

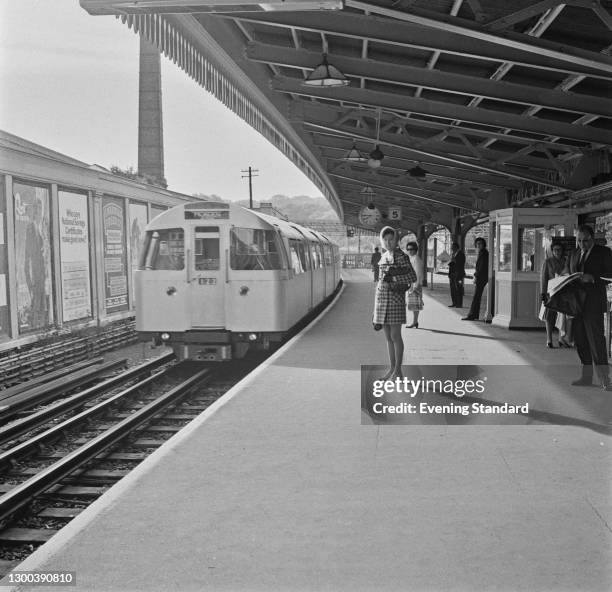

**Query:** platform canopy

left=80, top=0, right=612, bottom=230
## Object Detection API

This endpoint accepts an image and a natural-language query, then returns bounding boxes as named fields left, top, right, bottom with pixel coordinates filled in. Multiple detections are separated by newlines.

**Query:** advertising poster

left=0, top=181, right=9, bottom=339
left=13, top=182, right=54, bottom=333
left=58, top=190, right=92, bottom=321
left=102, top=196, right=128, bottom=313
left=128, top=201, right=148, bottom=306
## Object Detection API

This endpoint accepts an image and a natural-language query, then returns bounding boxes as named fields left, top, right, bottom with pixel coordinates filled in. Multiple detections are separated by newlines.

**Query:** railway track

left=0, top=354, right=266, bottom=576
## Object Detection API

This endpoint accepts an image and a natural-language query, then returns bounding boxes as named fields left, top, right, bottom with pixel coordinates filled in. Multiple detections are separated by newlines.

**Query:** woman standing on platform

left=373, top=227, right=417, bottom=380
left=540, top=240, right=573, bottom=348
left=404, top=241, right=424, bottom=328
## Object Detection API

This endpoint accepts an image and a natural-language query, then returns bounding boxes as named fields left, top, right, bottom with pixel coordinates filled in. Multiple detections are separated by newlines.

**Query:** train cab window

left=297, top=241, right=309, bottom=271
left=230, top=228, right=282, bottom=270
left=143, top=229, right=184, bottom=270
left=289, top=239, right=303, bottom=274
left=194, top=236, right=220, bottom=270
left=309, top=243, right=321, bottom=269
left=323, top=245, right=332, bottom=266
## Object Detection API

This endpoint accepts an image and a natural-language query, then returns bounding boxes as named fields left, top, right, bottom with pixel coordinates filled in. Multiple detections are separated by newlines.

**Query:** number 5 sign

left=388, top=207, right=402, bottom=221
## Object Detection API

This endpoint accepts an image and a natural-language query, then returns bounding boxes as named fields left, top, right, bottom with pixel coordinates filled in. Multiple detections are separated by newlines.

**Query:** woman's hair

left=379, top=226, right=396, bottom=241
left=405, top=241, right=419, bottom=251
left=474, top=237, right=487, bottom=248
left=551, top=240, right=564, bottom=252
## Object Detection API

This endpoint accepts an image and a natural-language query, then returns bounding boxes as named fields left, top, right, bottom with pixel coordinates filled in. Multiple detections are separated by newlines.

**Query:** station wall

left=0, top=132, right=200, bottom=351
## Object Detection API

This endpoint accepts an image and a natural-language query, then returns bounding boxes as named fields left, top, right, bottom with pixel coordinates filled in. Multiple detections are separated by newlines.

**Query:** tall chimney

left=138, top=37, right=167, bottom=187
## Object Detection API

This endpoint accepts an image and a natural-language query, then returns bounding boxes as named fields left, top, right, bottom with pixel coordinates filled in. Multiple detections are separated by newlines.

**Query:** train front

left=134, top=201, right=287, bottom=361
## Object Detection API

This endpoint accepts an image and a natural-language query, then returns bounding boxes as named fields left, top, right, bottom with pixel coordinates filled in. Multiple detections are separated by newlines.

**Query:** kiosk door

left=190, top=227, right=225, bottom=328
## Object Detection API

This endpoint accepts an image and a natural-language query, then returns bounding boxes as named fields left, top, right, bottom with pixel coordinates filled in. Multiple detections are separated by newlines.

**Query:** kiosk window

left=497, top=225, right=512, bottom=272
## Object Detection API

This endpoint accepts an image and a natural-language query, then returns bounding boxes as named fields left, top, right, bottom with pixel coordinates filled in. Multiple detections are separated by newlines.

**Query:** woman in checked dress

left=373, top=227, right=417, bottom=380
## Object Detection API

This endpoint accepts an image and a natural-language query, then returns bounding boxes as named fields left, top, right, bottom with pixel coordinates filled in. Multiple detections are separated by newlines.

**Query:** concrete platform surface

left=10, top=270, right=611, bottom=592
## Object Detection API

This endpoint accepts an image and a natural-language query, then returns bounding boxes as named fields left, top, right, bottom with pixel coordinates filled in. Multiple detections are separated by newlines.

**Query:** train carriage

left=135, top=201, right=341, bottom=360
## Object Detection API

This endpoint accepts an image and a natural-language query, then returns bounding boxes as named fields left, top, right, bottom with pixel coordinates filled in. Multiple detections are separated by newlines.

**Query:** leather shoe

left=448, top=304, right=456, bottom=307
left=571, top=378, right=593, bottom=387
left=461, top=317, right=477, bottom=321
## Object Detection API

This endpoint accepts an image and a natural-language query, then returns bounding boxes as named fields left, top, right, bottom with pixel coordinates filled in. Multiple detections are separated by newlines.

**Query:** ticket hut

left=490, top=208, right=577, bottom=329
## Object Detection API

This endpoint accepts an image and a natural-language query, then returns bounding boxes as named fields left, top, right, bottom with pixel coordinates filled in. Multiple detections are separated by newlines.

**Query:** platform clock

left=358, top=206, right=382, bottom=226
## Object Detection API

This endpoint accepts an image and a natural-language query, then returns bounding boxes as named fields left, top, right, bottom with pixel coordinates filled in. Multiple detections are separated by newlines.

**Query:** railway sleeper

left=37, top=507, right=84, bottom=519
left=0, top=528, right=58, bottom=544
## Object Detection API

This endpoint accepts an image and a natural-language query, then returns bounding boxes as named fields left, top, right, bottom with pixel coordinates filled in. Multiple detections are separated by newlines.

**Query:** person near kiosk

left=564, top=224, right=612, bottom=391
left=448, top=241, right=466, bottom=308
left=540, top=240, right=572, bottom=349
left=462, top=238, right=489, bottom=321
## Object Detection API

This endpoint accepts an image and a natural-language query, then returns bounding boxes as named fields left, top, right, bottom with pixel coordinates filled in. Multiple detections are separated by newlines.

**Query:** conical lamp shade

left=344, top=144, right=366, bottom=162
left=303, top=54, right=349, bottom=87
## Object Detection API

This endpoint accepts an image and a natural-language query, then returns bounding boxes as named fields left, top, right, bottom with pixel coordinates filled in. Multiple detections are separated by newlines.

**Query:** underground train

left=135, top=201, right=341, bottom=361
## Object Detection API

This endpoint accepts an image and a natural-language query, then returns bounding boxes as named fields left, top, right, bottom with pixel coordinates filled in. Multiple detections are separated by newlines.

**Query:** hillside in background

left=193, top=193, right=339, bottom=222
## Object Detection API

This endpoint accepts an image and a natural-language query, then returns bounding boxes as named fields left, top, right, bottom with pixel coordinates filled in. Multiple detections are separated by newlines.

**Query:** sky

left=0, top=0, right=322, bottom=200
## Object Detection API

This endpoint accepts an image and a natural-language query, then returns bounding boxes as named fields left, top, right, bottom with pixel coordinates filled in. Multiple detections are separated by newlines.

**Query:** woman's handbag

left=390, top=282, right=409, bottom=294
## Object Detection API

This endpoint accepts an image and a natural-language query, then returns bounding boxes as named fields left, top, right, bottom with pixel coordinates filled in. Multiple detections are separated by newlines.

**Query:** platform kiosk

left=490, top=208, right=577, bottom=329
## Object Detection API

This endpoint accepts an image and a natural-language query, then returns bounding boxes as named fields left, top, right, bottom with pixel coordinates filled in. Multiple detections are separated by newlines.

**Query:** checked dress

left=373, top=247, right=417, bottom=324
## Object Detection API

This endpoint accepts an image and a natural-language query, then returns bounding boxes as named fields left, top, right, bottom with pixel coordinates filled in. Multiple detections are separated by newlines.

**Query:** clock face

left=358, top=206, right=382, bottom=226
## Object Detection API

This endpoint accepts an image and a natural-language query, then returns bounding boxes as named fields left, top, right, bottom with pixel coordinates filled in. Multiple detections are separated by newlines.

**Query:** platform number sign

left=388, top=207, right=402, bottom=221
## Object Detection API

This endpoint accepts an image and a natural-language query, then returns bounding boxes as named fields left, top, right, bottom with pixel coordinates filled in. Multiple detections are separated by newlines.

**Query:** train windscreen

left=142, top=229, right=185, bottom=270
left=230, top=228, right=283, bottom=271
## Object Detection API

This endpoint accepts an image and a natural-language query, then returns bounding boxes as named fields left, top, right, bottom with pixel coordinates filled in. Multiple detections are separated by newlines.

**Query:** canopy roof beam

left=247, top=43, right=612, bottom=119
left=304, top=122, right=570, bottom=188
left=291, top=100, right=584, bottom=154
left=272, top=78, right=611, bottom=146
left=344, top=1, right=612, bottom=76
left=229, top=10, right=612, bottom=79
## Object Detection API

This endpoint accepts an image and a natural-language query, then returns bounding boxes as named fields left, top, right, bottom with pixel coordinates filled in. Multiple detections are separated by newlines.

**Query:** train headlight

left=160, top=332, right=171, bottom=341
left=248, top=333, right=258, bottom=341
left=166, top=286, right=177, bottom=296
left=240, top=285, right=249, bottom=296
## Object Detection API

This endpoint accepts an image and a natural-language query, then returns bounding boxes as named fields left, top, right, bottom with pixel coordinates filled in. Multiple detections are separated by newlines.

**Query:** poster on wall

left=102, top=196, right=128, bottom=313
left=13, top=182, right=54, bottom=333
left=58, top=190, right=92, bottom=321
left=129, top=201, right=148, bottom=307
left=0, top=180, right=9, bottom=340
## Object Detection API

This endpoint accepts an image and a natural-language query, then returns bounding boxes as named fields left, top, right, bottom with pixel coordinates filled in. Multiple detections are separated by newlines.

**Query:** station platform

left=11, top=270, right=611, bottom=592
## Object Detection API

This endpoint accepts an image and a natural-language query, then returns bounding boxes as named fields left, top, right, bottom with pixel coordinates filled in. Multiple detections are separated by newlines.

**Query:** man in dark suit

left=448, top=242, right=466, bottom=308
left=371, top=247, right=381, bottom=282
left=462, top=238, right=489, bottom=321
left=565, top=224, right=612, bottom=390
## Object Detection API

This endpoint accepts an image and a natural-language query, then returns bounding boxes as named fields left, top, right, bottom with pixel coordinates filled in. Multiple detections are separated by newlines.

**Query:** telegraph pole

left=241, top=166, right=259, bottom=209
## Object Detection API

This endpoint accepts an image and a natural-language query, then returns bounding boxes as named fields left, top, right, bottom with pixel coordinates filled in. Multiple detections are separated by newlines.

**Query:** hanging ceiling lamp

left=407, top=164, right=429, bottom=179
left=303, top=54, right=349, bottom=87
left=343, top=142, right=366, bottom=162
left=368, top=109, right=384, bottom=168
left=368, top=146, right=384, bottom=168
